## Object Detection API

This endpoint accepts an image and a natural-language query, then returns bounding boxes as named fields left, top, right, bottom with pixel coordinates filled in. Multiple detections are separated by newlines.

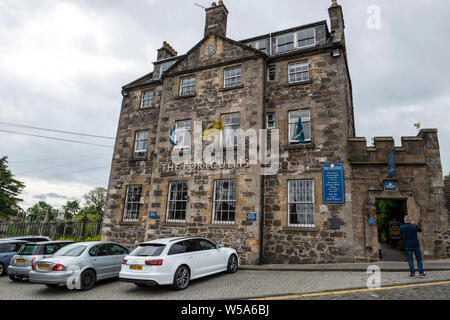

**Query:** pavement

left=1, top=267, right=450, bottom=300
left=239, top=259, right=450, bottom=272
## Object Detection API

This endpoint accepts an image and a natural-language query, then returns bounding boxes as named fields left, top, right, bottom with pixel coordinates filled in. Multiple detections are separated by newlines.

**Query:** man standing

left=400, top=216, right=426, bottom=278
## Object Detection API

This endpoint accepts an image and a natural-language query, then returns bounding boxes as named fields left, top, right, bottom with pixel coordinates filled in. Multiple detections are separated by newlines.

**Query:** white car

left=119, top=237, right=239, bottom=290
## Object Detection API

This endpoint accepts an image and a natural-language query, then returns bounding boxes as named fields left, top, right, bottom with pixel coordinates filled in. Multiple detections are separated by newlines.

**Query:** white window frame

left=140, top=90, right=155, bottom=108
left=173, top=120, right=191, bottom=149
left=134, top=130, right=149, bottom=158
left=166, top=181, right=188, bottom=223
left=288, top=109, right=311, bottom=143
left=276, top=33, right=295, bottom=53
left=212, top=179, right=236, bottom=225
left=288, top=180, right=315, bottom=227
left=296, top=28, right=316, bottom=49
left=288, top=61, right=309, bottom=84
left=179, top=76, right=196, bottom=96
left=266, top=113, right=276, bottom=129
left=248, top=39, right=268, bottom=54
left=224, top=66, right=242, bottom=88
left=122, top=185, right=142, bottom=223
left=220, top=113, right=240, bottom=147
left=276, top=28, right=316, bottom=53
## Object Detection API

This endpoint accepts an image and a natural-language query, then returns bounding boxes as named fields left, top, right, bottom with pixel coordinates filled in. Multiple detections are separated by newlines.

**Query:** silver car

left=8, top=241, right=74, bottom=281
left=29, top=241, right=130, bottom=291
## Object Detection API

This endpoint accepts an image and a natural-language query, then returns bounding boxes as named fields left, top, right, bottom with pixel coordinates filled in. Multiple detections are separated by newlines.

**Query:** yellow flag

left=201, top=118, right=224, bottom=138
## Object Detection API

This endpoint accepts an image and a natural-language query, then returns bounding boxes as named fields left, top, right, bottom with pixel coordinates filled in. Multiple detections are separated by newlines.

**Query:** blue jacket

left=400, top=224, right=422, bottom=249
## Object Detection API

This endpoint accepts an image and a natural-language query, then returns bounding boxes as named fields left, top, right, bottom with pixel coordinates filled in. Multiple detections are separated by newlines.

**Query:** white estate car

left=119, top=237, right=239, bottom=290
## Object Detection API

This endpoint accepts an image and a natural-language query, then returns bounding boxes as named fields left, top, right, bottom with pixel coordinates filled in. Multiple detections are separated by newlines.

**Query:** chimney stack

left=204, top=1, right=229, bottom=38
left=329, top=0, right=345, bottom=32
left=328, top=0, right=345, bottom=45
left=157, top=41, right=178, bottom=61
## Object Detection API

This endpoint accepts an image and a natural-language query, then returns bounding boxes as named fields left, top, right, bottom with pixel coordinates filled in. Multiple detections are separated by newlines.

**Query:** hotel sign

left=322, top=163, right=345, bottom=204
left=161, top=161, right=250, bottom=173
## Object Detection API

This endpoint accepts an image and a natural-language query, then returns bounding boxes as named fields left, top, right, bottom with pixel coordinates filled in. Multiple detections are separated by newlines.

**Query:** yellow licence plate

left=16, top=259, right=26, bottom=264
left=130, top=265, right=143, bottom=271
left=38, top=264, right=50, bottom=270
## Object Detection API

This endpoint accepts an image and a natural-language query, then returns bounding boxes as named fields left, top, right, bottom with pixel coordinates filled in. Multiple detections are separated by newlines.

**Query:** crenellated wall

left=348, top=129, right=450, bottom=261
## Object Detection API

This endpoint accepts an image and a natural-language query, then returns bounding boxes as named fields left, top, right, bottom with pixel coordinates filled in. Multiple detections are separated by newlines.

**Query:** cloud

left=0, top=0, right=449, bottom=209
left=20, top=177, right=94, bottom=209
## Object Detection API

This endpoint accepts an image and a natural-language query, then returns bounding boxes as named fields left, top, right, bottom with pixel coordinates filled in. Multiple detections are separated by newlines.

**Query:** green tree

left=413, top=122, right=421, bottom=130
left=445, top=173, right=450, bottom=180
left=0, top=156, right=25, bottom=218
left=81, top=187, right=107, bottom=220
left=26, top=201, right=58, bottom=221
left=62, top=200, right=81, bottom=220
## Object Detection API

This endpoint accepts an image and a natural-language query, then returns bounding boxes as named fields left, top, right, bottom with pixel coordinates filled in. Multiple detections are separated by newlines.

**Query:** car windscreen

left=129, top=244, right=166, bottom=257
left=54, top=245, right=87, bottom=257
left=17, top=244, right=38, bottom=255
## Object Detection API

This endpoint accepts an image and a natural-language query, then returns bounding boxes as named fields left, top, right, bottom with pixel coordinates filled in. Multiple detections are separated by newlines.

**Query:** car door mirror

left=216, top=244, right=222, bottom=249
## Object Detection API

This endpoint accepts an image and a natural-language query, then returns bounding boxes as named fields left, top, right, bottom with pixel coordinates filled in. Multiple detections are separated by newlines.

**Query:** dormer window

left=276, top=28, right=316, bottom=53
left=276, top=34, right=295, bottom=53
left=161, top=61, right=174, bottom=73
left=297, top=29, right=316, bottom=48
left=248, top=39, right=268, bottom=54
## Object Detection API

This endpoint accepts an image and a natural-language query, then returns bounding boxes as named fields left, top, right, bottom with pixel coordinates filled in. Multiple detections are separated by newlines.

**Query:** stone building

left=102, top=1, right=450, bottom=264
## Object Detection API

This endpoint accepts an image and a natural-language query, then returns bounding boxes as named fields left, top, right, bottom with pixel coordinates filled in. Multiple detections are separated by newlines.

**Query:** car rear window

left=130, top=244, right=166, bottom=257
left=54, top=245, right=87, bottom=257
left=18, top=244, right=38, bottom=255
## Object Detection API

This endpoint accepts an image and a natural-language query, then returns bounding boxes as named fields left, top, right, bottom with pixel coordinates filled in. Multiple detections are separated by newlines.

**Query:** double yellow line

left=250, top=280, right=450, bottom=300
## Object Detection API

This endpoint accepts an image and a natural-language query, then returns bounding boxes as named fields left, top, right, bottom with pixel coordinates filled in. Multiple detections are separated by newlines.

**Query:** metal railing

left=0, top=218, right=103, bottom=241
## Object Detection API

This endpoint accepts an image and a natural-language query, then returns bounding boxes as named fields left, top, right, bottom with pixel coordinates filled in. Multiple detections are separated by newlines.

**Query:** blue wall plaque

left=388, top=152, right=395, bottom=177
left=148, top=211, right=158, bottom=219
left=246, top=212, right=257, bottom=222
left=322, top=163, right=345, bottom=204
left=385, top=181, right=397, bottom=190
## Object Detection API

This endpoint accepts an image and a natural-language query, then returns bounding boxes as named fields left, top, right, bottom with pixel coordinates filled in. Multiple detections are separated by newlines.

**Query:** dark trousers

left=406, top=247, right=424, bottom=275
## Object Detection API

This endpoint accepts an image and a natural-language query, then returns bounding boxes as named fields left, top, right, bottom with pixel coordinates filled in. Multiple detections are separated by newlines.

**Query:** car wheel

left=9, top=274, right=23, bottom=281
left=45, top=284, right=59, bottom=288
left=172, top=265, right=190, bottom=290
left=80, top=269, right=96, bottom=291
left=0, top=263, right=5, bottom=276
left=226, top=254, right=238, bottom=273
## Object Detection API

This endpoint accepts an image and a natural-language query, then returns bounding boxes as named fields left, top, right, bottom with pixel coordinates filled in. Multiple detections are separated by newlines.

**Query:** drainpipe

left=259, top=55, right=268, bottom=265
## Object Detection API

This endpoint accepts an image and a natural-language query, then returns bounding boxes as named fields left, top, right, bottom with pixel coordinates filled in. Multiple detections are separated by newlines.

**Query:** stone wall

left=348, top=130, right=450, bottom=260
left=262, top=47, right=355, bottom=264
left=445, top=180, right=450, bottom=211
left=101, top=83, right=163, bottom=249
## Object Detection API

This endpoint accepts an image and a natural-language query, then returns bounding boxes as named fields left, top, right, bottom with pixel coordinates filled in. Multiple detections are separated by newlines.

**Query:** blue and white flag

left=292, top=116, right=306, bottom=144
left=169, top=125, right=177, bottom=146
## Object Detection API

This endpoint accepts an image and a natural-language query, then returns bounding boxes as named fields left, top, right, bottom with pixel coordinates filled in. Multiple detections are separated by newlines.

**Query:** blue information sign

left=246, top=212, right=257, bottom=222
left=322, top=163, right=345, bottom=204
left=388, top=152, right=395, bottom=177
left=385, top=181, right=397, bottom=190
left=148, top=211, right=158, bottom=219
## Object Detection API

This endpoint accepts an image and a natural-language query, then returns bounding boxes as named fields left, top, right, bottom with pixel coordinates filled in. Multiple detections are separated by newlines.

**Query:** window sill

left=161, top=222, right=187, bottom=227
left=175, top=94, right=196, bottom=100
left=119, top=221, right=140, bottom=226
left=282, top=226, right=319, bottom=232
left=138, top=106, right=154, bottom=111
left=208, top=223, right=238, bottom=229
left=219, top=84, right=244, bottom=92
left=129, top=157, right=148, bottom=162
left=284, top=80, right=313, bottom=87
left=284, top=142, right=315, bottom=150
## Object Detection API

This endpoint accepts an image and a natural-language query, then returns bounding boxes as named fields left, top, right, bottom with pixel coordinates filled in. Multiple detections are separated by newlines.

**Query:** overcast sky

left=0, top=0, right=449, bottom=209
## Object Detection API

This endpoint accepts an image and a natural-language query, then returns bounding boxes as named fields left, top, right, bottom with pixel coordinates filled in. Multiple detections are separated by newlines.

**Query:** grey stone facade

left=102, top=1, right=450, bottom=264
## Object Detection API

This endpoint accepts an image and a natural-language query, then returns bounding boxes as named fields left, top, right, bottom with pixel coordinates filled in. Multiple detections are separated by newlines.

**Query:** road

left=1, top=270, right=450, bottom=300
